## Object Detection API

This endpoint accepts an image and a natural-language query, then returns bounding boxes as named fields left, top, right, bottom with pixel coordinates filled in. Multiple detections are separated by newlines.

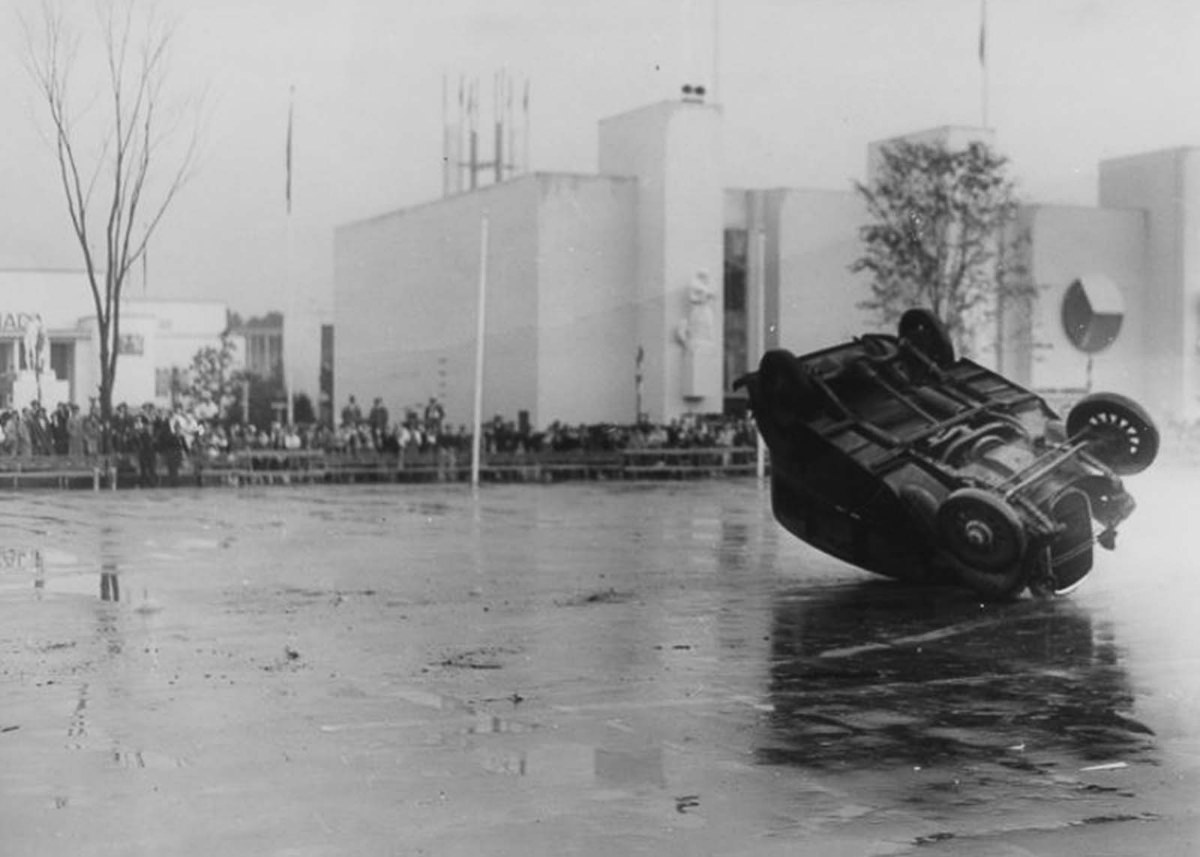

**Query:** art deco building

left=334, top=93, right=1200, bottom=428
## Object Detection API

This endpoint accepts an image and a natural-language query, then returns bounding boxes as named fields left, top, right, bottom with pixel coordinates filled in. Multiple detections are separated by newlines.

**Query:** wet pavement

left=1, top=472, right=1198, bottom=855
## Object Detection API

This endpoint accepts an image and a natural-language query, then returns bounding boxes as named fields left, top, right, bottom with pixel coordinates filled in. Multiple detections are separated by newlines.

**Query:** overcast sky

left=2, top=0, right=1198, bottom=321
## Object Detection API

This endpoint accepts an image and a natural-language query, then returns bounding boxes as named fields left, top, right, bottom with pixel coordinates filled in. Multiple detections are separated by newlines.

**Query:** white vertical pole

left=442, top=73, right=451, bottom=197
left=470, top=215, right=490, bottom=488
left=284, top=85, right=296, bottom=428
left=284, top=212, right=294, bottom=427
left=754, top=228, right=767, bottom=481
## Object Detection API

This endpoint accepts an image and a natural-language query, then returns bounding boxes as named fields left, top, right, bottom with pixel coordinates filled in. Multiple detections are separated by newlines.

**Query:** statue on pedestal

left=21, top=315, right=51, bottom=404
left=674, top=270, right=719, bottom=402
left=674, top=270, right=716, bottom=351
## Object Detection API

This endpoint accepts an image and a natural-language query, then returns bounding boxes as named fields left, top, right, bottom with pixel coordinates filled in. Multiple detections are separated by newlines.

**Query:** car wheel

left=936, top=488, right=1028, bottom=598
left=1066, top=392, right=1160, bottom=475
left=898, top=308, right=955, bottom=367
left=757, top=350, right=818, bottom=427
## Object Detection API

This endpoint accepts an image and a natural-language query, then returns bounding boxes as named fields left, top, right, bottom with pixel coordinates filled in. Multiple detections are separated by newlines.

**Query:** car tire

left=1066, top=392, right=1160, bottom=476
left=756, top=350, right=819, bottom=427
left=898, top=308, right=955, bottom=367
left=936, top=488, right=1028, bottom=599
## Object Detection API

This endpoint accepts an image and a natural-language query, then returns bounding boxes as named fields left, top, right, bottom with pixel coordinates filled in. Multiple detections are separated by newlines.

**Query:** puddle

left=594, top=746, right=666, bottom=787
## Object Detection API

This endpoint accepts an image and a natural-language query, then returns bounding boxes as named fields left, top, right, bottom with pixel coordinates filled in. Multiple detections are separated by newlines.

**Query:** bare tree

left=22, top=0, right=200, bottom=448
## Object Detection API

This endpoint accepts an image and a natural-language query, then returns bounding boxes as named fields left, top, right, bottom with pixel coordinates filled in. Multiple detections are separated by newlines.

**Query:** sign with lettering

left=0, top=313, right=42, bottom=333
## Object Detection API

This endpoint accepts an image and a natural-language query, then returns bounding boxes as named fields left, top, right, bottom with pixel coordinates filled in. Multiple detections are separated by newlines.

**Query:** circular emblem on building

left=1061, top=274, right=1124, bottom=354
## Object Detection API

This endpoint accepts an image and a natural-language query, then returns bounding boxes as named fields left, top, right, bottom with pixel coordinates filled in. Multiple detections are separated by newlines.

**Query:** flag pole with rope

left=979, top=0, right=988, bottom=128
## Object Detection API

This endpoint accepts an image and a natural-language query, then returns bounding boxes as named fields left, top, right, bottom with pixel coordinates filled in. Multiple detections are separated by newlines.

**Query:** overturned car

left=736, top=309, right=1158, bottom=600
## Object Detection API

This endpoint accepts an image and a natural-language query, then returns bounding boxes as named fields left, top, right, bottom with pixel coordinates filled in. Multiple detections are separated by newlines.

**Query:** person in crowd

left=341, top=395, right=363, bottom=429
left=135, top=412, right=157, bottom=487
left=424, top=397, right=445, bottom=438
left=368, top=397, right=389, bottom=451
left=49, top=402, right=69, bottom=455
left=81, top=400, right=101, bottom=457
left=15, top=407, right=33, bottom=459
left=27, top=402, right=50, bottom=455
left=0, top=411, right=11, bottom=456
left=156, top=409, right=185, bottom=486
left=67, top=403, right=84, bottom=457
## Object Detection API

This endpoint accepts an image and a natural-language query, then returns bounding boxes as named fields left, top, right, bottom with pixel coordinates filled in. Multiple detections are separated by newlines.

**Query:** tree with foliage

left=850, top=140, right=1030, bottom=354
left=189, top=335, right=313, bottom=430
left=185, top=336, right=244, bottom=422
left=22, top=0, right=201, bottom=448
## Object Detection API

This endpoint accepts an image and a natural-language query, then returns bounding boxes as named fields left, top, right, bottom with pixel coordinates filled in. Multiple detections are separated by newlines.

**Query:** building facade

left=0, top=269, right=231, bottom=410
left=334, top=96, right=1200, bottom=429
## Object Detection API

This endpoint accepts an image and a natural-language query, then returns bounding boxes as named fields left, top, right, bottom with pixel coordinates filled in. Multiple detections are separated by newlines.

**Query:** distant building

left=0, top=268, right=230, bottom=410
left=229, top=312, right=284, bottom=381
left=334, top=95, right=1200, bottom=428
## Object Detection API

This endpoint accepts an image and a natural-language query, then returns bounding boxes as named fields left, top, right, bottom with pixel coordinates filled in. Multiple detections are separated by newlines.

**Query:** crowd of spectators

left=0, top=401, right=92, bottom=458
left=0, top=391, right=761, bottom=478
left=327, top=395, right=758, bottom=457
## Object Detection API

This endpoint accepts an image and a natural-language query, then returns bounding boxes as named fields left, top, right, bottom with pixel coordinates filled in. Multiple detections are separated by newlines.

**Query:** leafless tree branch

left=22, top=0, right=202, bottom=445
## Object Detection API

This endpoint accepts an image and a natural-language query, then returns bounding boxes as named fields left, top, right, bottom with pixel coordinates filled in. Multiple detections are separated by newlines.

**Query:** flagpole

left=284, top=85, right=295, bottom=428
left=470, top=214, right=490, bottom=489
left=285, top=207, right=294, bottom=428
left=979, top=0, right=989, bottom=128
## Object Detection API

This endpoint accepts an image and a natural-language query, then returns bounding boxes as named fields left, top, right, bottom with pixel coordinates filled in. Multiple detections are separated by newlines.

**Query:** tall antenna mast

left=468, top=77, right=479, bottom=190
left=522, top=79, right=530, bottom=174
left=506, top=73, right=516, bottom=177
left=493, top=68, right=504, bottom=184
left=444, top=70, right=531, bottom=190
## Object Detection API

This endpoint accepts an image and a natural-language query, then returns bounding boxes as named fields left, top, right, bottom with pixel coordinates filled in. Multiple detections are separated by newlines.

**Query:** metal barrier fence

left=0, top=446, right=767, bottom=490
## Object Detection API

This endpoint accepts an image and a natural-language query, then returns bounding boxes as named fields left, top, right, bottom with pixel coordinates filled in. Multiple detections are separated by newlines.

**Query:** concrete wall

left=1018, top=205, right=1148, bottom=404
left=126, top=299, right=228, bottom=372
left=334, top=177, right=539, bottom=430
left=105, top=313, right=159, bottom=408
left=283, top=309, right=328, bottom=412
left=534, top=174, right=638, bottom=425
left=599, top=104, right=669, bottom=418
left=599, top=99, right=724, bottom=419
left=1099, top=149, right=1191, bottom=419
left=772, top=188, right=877, bottom=353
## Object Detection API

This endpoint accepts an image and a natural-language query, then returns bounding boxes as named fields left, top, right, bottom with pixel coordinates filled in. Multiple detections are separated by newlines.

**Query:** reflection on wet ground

left=763, top=583, right=1153, bottom=771
left=0, top=480, right=1197, bottom=854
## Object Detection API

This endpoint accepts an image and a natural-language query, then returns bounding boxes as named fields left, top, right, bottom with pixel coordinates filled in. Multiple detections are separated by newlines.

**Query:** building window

left=118, top=333, right=144, bottom=355
left=50, top=341, right=73, bottom=381
left=723, top=228, right=749, bottom=397
left=320, top=324, right=334, bottom=427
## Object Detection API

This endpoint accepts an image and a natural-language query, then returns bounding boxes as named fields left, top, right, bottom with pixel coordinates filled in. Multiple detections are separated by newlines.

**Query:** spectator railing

left=0, top=445, right=767, bottom=489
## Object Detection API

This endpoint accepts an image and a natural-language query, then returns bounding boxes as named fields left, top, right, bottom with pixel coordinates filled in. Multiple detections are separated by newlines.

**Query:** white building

left=0, top=268, right=230, bottom=410
left=334, top=93, right=1200, bottom=429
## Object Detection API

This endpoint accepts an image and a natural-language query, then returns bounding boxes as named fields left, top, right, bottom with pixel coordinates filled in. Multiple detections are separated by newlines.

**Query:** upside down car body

left=735, top=309, right=1159, bottom=600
